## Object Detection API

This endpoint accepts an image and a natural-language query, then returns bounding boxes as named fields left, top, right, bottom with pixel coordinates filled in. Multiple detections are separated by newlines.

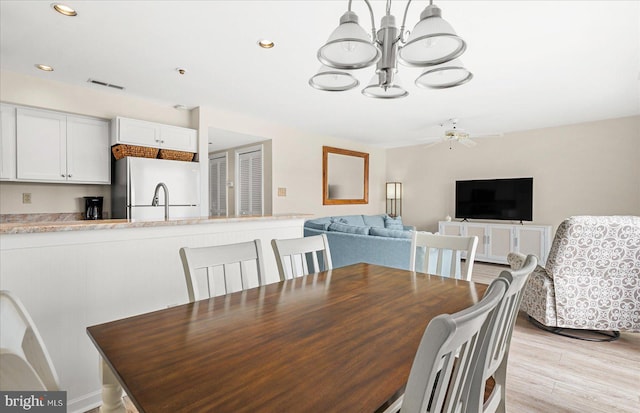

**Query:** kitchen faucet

left=151, top=182, right=170, bottom=220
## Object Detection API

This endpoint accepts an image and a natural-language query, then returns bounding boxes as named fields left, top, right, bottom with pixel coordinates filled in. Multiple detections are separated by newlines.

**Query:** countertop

left=0, top=214, right=310, bottom=235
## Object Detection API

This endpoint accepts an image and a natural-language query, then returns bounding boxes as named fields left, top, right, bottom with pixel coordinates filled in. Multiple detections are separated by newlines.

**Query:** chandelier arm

left=348, top=0, right=379, bottom=43
left=399, top=0, right=415, bottom=43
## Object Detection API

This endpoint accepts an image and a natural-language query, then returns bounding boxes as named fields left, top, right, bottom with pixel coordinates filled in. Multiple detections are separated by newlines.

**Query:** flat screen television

left=455, top=178, right=533, bottom=221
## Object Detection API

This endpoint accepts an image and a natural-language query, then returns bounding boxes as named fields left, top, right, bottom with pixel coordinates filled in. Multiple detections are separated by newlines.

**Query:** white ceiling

left=1, top=1, right=639, bottom=148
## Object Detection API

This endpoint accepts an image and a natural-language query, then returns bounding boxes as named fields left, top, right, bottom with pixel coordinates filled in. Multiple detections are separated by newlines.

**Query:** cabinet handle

left=160, top=140, right=165, bottom=144
left=68, top=174, right=72, bottom=178
left=61, top=174, right=65, bottom=177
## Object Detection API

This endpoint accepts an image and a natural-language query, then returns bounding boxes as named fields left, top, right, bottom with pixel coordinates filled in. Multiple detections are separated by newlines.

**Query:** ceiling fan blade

left=458, top=138, right=477, bottom=147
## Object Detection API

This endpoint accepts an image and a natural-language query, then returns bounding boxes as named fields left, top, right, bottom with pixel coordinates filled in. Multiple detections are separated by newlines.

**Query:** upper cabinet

left=16, top=107, right=110, bottom=184
left=111, top=116, right=197, bottom=152
left=0, top=103, right=17, bottom=180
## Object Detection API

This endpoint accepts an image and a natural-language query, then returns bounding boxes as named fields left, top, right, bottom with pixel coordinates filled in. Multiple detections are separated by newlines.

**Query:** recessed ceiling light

left=258, top=39, right=275, bottom=49
left=177, top=68, right=186, bottom=75
left=52, top=3, right=77, bottom=16
left=35, top=64, right=54, bottom=72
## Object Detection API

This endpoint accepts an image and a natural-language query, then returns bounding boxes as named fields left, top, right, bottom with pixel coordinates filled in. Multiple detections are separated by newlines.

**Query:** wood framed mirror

left=323, top=146, right=369, bottom=205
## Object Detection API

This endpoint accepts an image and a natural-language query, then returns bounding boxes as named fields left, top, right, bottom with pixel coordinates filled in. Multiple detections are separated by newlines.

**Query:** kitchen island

left=0, top=214, right=307, bottom=413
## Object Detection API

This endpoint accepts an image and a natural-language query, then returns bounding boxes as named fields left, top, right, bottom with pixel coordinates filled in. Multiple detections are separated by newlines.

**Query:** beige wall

left=1, top=70, right=386, bottom=218
left=386, top=116, right=640, bottom=233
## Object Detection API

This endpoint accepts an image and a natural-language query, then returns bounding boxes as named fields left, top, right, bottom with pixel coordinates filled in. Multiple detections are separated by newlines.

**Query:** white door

left=465, top=223, right=489, bottom=259
left=116, top=117, right=159, bottom=147
left=209, top=154, right=227, bottom=216
left=486, top=225, right=514, bottom=263
left=67, top=116, right=110, bottom=184
left=0, top=104, right=16, bottom=180
left=16, top=108, right=67, bottom=182
left=160, top=125, right=197, bottom=152
left=236, top=146, right=263, bottom=216
left=515, top=226, right=549, bottom=265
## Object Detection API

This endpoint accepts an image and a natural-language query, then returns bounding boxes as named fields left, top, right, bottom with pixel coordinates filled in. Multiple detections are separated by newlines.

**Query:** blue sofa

left=303, top=214, right=424, bottom=271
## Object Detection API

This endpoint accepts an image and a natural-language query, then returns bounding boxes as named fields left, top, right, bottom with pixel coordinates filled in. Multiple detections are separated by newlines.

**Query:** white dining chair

left=0, top=290, right=60, bottom=391
left=271, top=234, right=333, bottom=280
left=383, top=276, right=508, bottom=413
left=410, top=232, right=478, bottom=281
left=466, top=254, right=538, bottom=413
left=179, top=239, right=266, bottom=302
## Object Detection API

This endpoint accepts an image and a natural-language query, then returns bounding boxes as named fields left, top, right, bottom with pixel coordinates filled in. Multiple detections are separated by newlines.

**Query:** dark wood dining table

left=87, top=263, right=487, bottom=413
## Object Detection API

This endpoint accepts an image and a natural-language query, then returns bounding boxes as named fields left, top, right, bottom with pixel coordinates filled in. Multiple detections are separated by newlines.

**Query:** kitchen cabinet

left=111, top=116, right=197, bottom=152
left=438, top=221, right=552, bottom=265
left=16, top=107, right=110, bottom=184
left=0, top=103, right=17, bottom=180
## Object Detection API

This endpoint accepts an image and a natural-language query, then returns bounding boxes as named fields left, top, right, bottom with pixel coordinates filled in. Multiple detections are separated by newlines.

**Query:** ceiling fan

left=440, top=118, right=477, bottom=148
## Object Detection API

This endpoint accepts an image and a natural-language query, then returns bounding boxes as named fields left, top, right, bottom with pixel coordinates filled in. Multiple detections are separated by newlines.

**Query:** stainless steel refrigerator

left=112, top=157, right=201, bottom=220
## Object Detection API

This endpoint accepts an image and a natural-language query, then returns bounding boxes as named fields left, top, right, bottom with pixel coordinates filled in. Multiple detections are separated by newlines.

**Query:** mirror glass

left=323, top=146, right=369, bottom=205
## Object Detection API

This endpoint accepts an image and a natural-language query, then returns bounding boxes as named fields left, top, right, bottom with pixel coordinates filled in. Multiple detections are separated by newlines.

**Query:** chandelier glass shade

left=309, top=0, right=472, bottom=99
left=309, top=65, right=360, bottom=91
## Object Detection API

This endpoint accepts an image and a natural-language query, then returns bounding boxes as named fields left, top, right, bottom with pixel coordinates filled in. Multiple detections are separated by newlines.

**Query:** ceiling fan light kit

left=309, top=0, right=472, bottom=99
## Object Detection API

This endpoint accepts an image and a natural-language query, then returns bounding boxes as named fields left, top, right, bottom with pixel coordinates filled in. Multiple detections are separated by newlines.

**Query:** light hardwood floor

left=86, top=263, right=640, bottom=413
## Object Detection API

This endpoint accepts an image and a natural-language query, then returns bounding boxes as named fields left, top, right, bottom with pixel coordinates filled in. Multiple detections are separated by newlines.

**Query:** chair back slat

left=411, top=232, right=478, bottom=281
left=271, top=234, right=333, bottom=280
left=179, top=239, right=266, bottom=302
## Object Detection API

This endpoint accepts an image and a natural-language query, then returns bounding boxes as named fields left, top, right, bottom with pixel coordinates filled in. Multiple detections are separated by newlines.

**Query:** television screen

left=455, top=178, right=533, bottom=221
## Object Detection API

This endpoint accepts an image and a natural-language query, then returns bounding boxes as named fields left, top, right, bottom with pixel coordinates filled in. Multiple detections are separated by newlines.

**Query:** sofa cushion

left=384, top=215, right=404, bottom=230
left=369, top=227, right=412, bottom=239
left=305, top=221, right=330, bottom=231
left=328, top=222, right=370, bottom=235
left=335, top=215, right=366, bottom=227
left=362, top=214, right=385, bottom=228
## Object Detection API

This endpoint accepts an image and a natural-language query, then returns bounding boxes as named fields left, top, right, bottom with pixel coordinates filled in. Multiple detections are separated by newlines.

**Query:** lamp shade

left=398, top=5, right=466, bottom=67
left=309, top=65, right=360, bottom=91
left=362, top=73, right=408, bottom=99
left=415, top=59, right=473, bottom=89
left=317, top=11, right=380, bottom=70
left=386, top=182, right=402, bottom=199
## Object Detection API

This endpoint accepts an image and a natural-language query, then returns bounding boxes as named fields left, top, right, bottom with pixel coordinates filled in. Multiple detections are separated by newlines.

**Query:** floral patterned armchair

left=508, top=216, right=640, bottom=334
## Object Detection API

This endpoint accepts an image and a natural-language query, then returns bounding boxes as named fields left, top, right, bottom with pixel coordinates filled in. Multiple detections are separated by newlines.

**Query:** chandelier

left=309, top=0, right=472, bottom=99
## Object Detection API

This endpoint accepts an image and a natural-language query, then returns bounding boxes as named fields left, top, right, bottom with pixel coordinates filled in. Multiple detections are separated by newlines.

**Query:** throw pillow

left=369, top=227, right=412, bottom=239
left=384, top=215, right=404, bottom=230
left=327, top=222, right=370, bottom=235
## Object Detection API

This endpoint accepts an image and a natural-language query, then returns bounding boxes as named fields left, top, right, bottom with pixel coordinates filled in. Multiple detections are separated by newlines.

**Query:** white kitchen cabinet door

left=0, top=104, right=17, bottom=180
left=159, top=125, right=197, bottom=152
left=113, top=117, right=159, bottom=147
left=17, top=108, right=67, bottom=182
left=67, top=116, right=110, bottom=184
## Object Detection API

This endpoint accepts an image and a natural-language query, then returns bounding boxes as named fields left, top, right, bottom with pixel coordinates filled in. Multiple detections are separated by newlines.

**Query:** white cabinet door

left=466, top=223, right=489, bottom=259
left=486, top=225, right=514, bottom=263
left=114, top=117, right=159, bottom=147
left=112, top=117, right=197, bottom=152
left=17, top=108, right=67, bottom=182
left=67, top=116, right=110, bottom=184
left=0, top=104, right=16, bottom=180
left=439, top=221, right=463, bottom=236
left=159, top=125, right=197, bottom=152
left=515, top=226, right=550, bottom=265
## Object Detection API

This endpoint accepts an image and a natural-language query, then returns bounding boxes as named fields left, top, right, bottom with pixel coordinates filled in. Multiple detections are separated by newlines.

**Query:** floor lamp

left=386, top=182, right=402, bottom=217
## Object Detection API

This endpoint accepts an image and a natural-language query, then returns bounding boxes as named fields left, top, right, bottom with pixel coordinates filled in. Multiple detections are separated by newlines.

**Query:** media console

left=439, top=221, right=552, bottom=266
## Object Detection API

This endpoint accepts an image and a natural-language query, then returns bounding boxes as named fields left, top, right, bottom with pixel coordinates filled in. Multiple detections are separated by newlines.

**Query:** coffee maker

left=84, top=196, right=104, bottom=220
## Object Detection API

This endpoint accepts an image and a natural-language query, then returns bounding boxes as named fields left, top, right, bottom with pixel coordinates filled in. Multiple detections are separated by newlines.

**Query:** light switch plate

left=22, top=193, right=32, bottom=204
left=278, top=188, right=287, bottom=197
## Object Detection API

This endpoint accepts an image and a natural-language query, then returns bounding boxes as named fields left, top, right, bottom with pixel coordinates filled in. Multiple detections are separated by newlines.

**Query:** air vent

left=87, top=79, right=125, bottom=90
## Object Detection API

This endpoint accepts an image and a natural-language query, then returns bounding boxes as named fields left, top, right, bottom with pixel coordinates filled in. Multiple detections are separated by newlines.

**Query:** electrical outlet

left=278, top=187, right=287, bottom=197
left=22, top=193, right=32, bottom=204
